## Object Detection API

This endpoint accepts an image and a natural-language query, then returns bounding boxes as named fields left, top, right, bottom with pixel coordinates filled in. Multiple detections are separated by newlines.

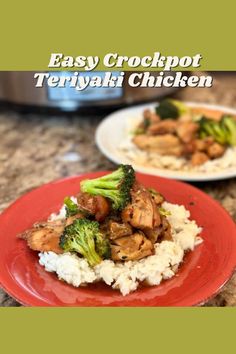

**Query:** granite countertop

left=0, top=72, right=235, bottom=306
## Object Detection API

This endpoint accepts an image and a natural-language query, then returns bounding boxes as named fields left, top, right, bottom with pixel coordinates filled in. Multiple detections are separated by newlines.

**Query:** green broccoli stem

left=93, top=170, right=123, bottom=182
left=73, top=241, right=102, bottom=266
left=86, top=236, right=102, bottom=266
left=83, top=249, right=102, bottom=267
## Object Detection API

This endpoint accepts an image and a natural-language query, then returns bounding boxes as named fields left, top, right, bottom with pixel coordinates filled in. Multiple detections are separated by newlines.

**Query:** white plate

left=96, top=102, right=236, bottom=181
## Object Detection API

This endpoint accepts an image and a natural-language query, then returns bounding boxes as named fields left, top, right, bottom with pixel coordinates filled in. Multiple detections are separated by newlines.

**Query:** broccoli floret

left=158, top=207, right=171, bottom=217
left=155, top=99, right=188, bottom=119
left=198, top=115, right=236, bottom=146
left=198, top=117, right=227, bottom=144
left=221, top=115, right=236, bottom=146
left=64, top=197, right=79, bottom=217
left=60, top=218, right=105, bottom=267
left=80, top=165, right=135, bottom=211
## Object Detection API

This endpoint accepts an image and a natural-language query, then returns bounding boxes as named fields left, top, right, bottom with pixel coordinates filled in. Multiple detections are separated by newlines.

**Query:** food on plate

left=120, top=101, right=236, bottom=172
left=19, top=220, right=65, bottom=254
left=134, top=100, right=236, bottom=165
left=60, top=218, right=110, bottom=266
left=80, top=164, right=135, bottom=211
left=18, top=165, right=202, bottom=295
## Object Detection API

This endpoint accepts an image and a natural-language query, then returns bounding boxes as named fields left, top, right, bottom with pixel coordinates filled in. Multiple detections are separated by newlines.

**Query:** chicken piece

left=143, top=109, right=160, bottom=124
left=95, top=195, right=110, bottom=221
left=65, top=213, right=84, bottom=226
left=111, top=232, right=153, bottom=261
left=183, top=137, right=215, bottom=155
left=143, top=215, right=172, bottom=243
left=160, top=216, right=172, bottom=241
left=133, top=134, right=183, bottom=156
left=143, top=109, right=151, bottom=120
left=122, top=182, right=161, bottom=231
left=194, top=139, right=208, bottom=152
left=19, top=220, right=65, bottom=239
left=191, top=152, right=209, bottom=166
left=183, top=141, right=195, bottom=155
left=176, top=122, right=199, bottom=143
left=147, top=119, right=178, bottom=135
left=108, top=220, right=133, bottom=240
left=178, top=113, right=193, bottom=122
left=207, top=143, right=226, bottom=159
left=190, top=107, right=224, bottom=121
left=184, top=139, right=207, bottom=155
left=76, top=192, right=110, bottom=222
left=138, top=110, right=160, bottom=133
left=142, top=227, right=162, bottom=244
left=149, top=190, right=165, bottom=206
left=194, top=137, right=215, bottom=151
left=18, top=220, right=65, bottom=254
left=26, top=229, right=63, bottom=254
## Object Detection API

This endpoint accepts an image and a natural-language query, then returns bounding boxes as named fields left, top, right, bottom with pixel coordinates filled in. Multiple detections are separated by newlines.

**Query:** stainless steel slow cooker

left=0, top=71, right=179, bottom=112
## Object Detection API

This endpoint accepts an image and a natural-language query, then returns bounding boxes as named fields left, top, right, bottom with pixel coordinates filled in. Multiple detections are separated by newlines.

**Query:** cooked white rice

left=39, top=201, right=202, bottom=296
left=119, top=117, right=236, bottom=173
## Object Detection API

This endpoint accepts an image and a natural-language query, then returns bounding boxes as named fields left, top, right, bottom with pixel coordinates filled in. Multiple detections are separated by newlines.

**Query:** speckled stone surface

left=0, top=72, right=235, bottom=306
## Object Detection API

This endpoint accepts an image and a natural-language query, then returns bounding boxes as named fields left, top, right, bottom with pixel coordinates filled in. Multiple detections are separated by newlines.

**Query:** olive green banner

left=1, top=1, right=236, bottom=351
left=0, top=1, right=235, bottom=70
left=0, top=308, right=234, bottom=353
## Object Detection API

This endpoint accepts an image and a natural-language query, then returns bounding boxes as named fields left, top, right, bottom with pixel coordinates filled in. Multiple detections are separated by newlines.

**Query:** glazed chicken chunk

left=191, top=152, right=209, bottom=166
left=207, top=142, right=226, bottom=159
left=18, top=220, right=65, bottom=254
left=122, top=182, right=161, bottom=231
left=77, top=192, right=110, bottom=221
left=147, top=119, right=178, bottom=135
left=142, top=214, right=172, bottom=243
left=111, top=232, right=153, bottom=261
left=159, top=215, right=172, bottom=241
left=176, top=121, right=199, bottom=143
left=149, top=190, right=165, bottom=206
left=143, top=109, right=160, bottom=124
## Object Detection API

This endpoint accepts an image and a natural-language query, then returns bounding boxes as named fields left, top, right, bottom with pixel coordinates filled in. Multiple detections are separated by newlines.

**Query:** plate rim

left=0, top=173, right=236, bottom=307
left=95, top=102, right=236, bottom=182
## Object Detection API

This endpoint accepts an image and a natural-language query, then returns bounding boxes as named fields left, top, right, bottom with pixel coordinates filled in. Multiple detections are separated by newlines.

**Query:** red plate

left=0, top=172, right=236, bottom=307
